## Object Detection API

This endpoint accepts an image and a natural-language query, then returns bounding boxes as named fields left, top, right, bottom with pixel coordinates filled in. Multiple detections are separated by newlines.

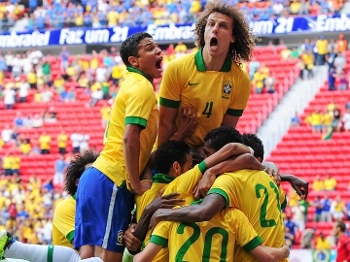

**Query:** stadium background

left=0, top=0, right=350, bottom=261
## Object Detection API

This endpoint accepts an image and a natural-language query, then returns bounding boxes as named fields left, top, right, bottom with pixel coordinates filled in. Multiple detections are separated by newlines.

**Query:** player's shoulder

left=55, top=196, right=75, bottom=212
left=166, top=53, right=196, bottom=70
left=230, top=63, right=250, bottom=80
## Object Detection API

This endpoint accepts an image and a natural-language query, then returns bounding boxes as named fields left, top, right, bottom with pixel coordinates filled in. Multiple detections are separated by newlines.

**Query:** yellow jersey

left=52, top=196, right=76, bottom=249
left=159, top=49, right=250, bottom=147
left=92, top=68, right=158, bottom=187
left=19, top=143, right=31, bottom=155
left=100, top=106, right=111, bottom=121
left=57, top=134, right=68, bottom=148
left=2, top=156, right=13, bottom=169
left=324, top=178, right=337, bottom=191
left=39, top=135, right=51, bottom=150
left=11, top=156, right=20, bottom=170
left=208, top=169, right=286, bottom=262
left=313, top=180, right=324, bottom=192
left=151, top=208, right=262, bottom=262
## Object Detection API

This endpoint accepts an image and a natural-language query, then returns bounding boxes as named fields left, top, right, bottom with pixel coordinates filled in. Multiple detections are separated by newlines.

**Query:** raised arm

left=150, top=194, right=225, bottom=228
left=250, top=244, right=290, bottom=262
left=194, top=153, right=262, bottom=199
left=158, top=106, right=178, bottom=146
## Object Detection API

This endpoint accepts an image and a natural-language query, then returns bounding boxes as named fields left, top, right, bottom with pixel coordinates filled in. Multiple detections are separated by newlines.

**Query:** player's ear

left=172, top=161, right=181, bottom=176
left=128, top=56, right=139, bottom=67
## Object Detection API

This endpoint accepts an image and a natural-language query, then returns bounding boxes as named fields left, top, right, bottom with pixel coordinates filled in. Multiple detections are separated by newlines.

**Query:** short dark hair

left=337, top=221, right=347, bottom=232
left=65, top=150, right=99, bottom=196
left=242, top=133, right=264, bottom=160
left=155, top=140, right=190, bottom=174
left=120, top=32, right=153, bottom=66
left=204, top=126, right=243, bottom=151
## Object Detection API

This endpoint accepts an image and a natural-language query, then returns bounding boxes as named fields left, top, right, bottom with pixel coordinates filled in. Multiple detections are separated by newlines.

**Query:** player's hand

left=193, top=169, right=216, bottom=200
left=282, top=240, right=290, bottom=258
left=141, top=179, right=152, bottom=191
left=174, top=105, right=198, bottom=140
left=288, top=175, right=309, bottom=200
left=123, top=223, right=141, bottom=252
left=264, top=168, right=281, bottom=187
left=149, top=209, right=163, bottom=230
left=146, top=192, right=184, bottom=215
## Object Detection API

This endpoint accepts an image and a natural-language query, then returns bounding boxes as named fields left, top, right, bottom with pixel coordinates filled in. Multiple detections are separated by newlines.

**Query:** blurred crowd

left=0, top=0, right=348, bottom=32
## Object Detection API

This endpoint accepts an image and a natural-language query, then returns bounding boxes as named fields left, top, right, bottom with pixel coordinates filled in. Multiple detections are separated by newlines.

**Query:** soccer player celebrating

left=158, top=1, right=257, bottom=147
left=75, top=32, right=163, bottom=262
left=151, top=127, right=288, bottom=262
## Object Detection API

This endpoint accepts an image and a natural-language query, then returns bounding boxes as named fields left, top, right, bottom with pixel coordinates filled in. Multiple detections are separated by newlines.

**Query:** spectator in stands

left=43, top=107, right=58, bottom=123
left=2, top=153, right=13, bottom=177
left=284, top=227, right=294, bottom=248
left=328, top=66, right=337, bottom=91
left=291, top=112, right=301, bottom=127
left=60, top=46, right=70, bottom=73
left=174, top=41, right=187, bottom=57
left=320, top=194, right=333, bottom=222
left=305, top=110, right=323, bottom=133
left=27, top=68, right=37, bottom=90
left=313, top=196, right=323, bottom=222
left=3, top=85, right=16, bottom=110
left=19, top=138, right=31, bottom=155
left=332, top=107, right=342, bottom=132
left=14, top=112, right=24, bottom=129
left=88, top=82, right=103, bottom=107
left=57, top=129, right=68, bottom=155
left=285, top=215, right=296, bottom=240
left=331, top=195, right=346, bottom=222
left=324, top=174, right=337, bottom=191
left=1, top=124, right=13, bottom=144
left=300, top=228, right=315, bottom=249
left=252, top=67, right=267, bottom=94
left=11, top=153, right=20, bottom=176
left=265, top=75, right=276, bottom=94
left=315, top=36, right=328, bottom=66
left=79, top=133, right=90, bottom=154
left=300, top=50, right=314, bottom=79
left=18, top=79, right=30, bottom=103
left=39, top=131, right=51, bottom=155
left=334, top=52, right=347, bottom=75
left=53, top=155, right=67, bottom=187
left=338, top=70, right=348, bottom=91
left=336, top=34, right=348, bottom=53
left=291, top=201, right=306, bottom=231
left=322, top=109, right=333, bottom=133
left=40, top=85, right=53, bottom=103
left=315, top=232, right=331, bottom=251
left=70, top=130, right=82, bottom=154
left=32, top=114, right=43, bottom=128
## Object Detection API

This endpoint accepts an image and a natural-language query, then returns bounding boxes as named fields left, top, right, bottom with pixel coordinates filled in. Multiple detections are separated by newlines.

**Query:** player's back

left=156, top=207, right=259, bottom=262
left=209, top=169, right=286, bottom=262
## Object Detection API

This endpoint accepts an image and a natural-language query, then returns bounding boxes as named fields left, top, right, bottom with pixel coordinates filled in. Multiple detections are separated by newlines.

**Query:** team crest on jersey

left=117, top=230, right=124, bottom=246
left=222, top=80, right=232, bottom=99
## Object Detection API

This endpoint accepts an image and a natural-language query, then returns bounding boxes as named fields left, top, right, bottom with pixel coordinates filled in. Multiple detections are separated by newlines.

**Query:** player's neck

left=202, top=50, right=226, bottom=71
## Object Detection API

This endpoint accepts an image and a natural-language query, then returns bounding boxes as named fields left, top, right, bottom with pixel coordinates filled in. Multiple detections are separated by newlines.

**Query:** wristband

left=248, top=146, right=255, bottom=155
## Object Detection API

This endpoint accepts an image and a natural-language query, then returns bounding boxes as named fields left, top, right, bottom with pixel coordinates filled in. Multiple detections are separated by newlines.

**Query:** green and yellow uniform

left=92, top=67, right=158, bottom=188
left=150, top=207, right=262, bottom=262
left=159, top=49, right=250, bottom=147
left=52, top=196, right=76, bottom=248
left=208, top=169, right=286, bottom=262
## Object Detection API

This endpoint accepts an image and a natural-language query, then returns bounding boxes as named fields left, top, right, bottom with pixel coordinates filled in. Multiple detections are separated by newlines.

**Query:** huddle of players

left=0, top=1, right=310, bottom=262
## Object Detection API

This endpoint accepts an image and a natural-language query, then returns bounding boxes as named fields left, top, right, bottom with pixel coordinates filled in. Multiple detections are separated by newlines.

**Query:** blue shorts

left=75, top=166, right=134, bottom=253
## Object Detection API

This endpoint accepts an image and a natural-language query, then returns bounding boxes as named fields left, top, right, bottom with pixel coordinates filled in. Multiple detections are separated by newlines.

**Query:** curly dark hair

left=204, top=126, right=243, bottom=151
left=242, top=133, right=264, bottom=161
left=193, top=1, right=258, bottom=64
left=65, top=150, right=99, bottom=196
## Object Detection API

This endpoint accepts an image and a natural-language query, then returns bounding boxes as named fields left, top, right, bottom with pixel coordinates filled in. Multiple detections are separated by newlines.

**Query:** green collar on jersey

left=153, top=173, right=174, bottom=184
left=72, top=194, right=76, bottom=200
left=126, top=66, right=153, bottom=83
left=194, top=48, right=232, bottom=72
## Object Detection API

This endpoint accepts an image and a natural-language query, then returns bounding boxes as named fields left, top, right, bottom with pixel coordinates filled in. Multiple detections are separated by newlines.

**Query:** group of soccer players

left=0, top=1, right=311, bottom=261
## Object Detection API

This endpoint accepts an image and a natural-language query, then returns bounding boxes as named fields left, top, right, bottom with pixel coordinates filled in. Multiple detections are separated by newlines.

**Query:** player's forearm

left=124, top=133, right=142, bottom=195
left=157, top=121, right=174, bottom=146
left=131, top=208, right=154, bottom=251
left=252, top=245, right=289, bottom=262
left=204, top=143, right=251, bottom=168
left=280, top=174, right=294, bottom=182
left=155, top=205, right=210, bottom=223
left=207, top=153, right=262, bottom=175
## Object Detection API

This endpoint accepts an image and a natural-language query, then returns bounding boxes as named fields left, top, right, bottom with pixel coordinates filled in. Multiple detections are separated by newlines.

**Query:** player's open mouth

left=155, top=57, right=163, bottom=71
left=210, top=37, right=218, bottom=51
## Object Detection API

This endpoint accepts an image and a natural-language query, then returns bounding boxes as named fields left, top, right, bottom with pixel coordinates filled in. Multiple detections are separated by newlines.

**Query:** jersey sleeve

left=125, top=82, right=156, bottom=128
left=159, top=60, right=182, bottom=108
left=233, top=209, right=263, bottom=252
left=150, top=221, right=172, bottom=247
left=163, top=162, right=207, bottom=196
left=53, top=199, right=75, bottom=243
left=207, top=174, right=236, bottom=208
left=226, top=71, right=251, bottom=117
